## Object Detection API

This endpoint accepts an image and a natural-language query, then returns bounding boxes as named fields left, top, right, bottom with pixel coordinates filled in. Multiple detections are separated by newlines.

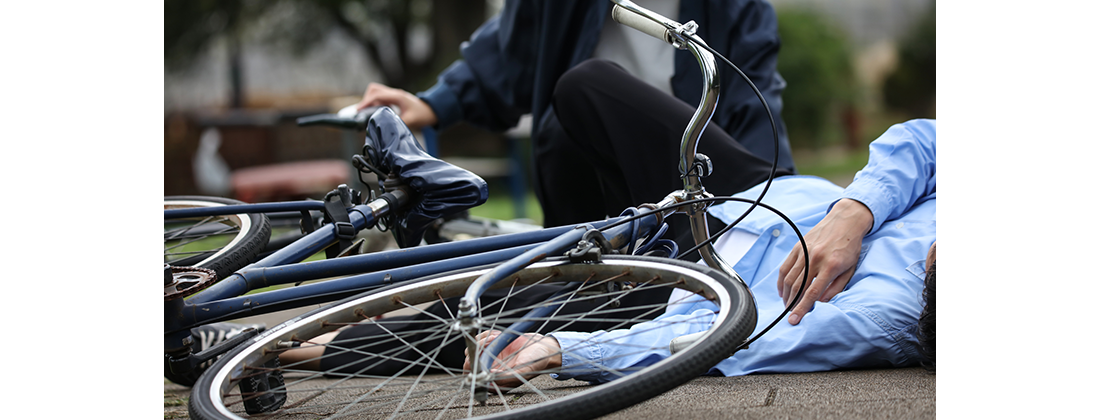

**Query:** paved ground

left=163, top=305, right=935, bottom=419
left=164, top=367, right=934, bottom=419
left=604, top=368, right=934, bottom=420
left=164, top=200, right=936, bottom=419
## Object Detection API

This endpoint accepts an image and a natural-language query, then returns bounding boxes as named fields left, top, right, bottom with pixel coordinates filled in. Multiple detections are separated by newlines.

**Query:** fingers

left=777, top=247, right=804, bottom=304
left=782, top=267, right=804, bottom=308
left=777, top=202, right=869, bottom=325
left=820, top=265, right=856, bottom=303
left=356, top=83, right=382, bottom=111
left=356, top=83, right=437, bottom=128
left=461, top=331, right=560, bottom=390
left=463, top=330, right=502, bottom=371
left=786, top=257, right=855, bottom=325
left=359, top=83, right=401, bottom=109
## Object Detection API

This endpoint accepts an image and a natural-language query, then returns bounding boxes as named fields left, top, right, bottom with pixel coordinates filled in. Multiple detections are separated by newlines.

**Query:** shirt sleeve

left=833, top=119, right=936, bottom=234
left=547, top=304, right=720, bottom=384
left=416, top=1, right=536, bottom=132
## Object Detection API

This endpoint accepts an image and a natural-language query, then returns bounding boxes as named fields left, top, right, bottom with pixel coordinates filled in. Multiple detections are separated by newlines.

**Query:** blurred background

left=164, top=0, right=936, bottom=225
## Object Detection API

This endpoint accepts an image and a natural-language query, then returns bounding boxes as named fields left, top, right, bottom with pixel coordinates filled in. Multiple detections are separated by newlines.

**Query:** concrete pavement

left=164, top=367, right=934, bottom=419
left=163, top=245, right=935, bottom=419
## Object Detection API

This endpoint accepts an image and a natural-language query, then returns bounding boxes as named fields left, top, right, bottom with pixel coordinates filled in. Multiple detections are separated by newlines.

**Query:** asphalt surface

left=163, top=306, right=935, bottom=419
left=164, top=366, right=933, bottom=419
left=165, top=367, right=933, bottom=419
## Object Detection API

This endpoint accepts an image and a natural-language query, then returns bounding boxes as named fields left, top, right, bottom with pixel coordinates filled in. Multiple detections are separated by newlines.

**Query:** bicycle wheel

left=165, top=196, right=271, bottom=280
left=189, top=255, right=756, bottom=419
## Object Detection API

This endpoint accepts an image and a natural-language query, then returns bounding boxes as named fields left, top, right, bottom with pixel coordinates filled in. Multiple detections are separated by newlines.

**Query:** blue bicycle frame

left=163, top=197, right=658, bottom=353
left=166, top=1, right=742, bottom=388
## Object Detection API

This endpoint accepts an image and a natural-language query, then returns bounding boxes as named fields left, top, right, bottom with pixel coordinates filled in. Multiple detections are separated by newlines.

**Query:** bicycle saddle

left=363, top=107, right=489, bottom=248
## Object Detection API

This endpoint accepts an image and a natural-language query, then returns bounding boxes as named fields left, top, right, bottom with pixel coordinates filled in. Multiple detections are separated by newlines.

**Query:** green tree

left=164, top=0, right=487, bottom=106
left=165, top=0, right=268, bottom=107
left=883, top=4, right=935, bottom=118
left=775, top=9, right=857, bottom=149
left=260, top=0, right=486, bottom=90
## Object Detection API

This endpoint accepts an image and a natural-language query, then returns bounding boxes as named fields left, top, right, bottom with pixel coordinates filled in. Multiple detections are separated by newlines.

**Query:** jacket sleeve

left=703, top=0, right=795, bottom=172
left=416, top=1, right=536, bottom=132
left=836, top=119, right=937, bottom=234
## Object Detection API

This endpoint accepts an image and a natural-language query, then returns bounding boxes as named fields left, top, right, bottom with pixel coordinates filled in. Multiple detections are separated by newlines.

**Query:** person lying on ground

left=464, top=119, right=937, bottom=388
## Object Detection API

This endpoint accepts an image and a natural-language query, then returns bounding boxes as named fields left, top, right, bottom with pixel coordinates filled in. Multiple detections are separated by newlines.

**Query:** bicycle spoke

left=195, top=257, right=748, bottom=419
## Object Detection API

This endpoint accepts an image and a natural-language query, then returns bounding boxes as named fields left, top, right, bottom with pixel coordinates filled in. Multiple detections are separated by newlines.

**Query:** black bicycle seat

left=364, top=108, right=489, bottom=248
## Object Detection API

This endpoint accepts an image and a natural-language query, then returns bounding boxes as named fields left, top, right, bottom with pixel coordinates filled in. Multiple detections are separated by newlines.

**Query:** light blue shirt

left=550, top=119, right=936, bottom=383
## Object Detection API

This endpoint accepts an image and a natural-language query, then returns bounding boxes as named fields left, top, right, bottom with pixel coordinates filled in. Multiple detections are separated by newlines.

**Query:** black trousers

left=321, top=59, right=793, bottom=373
left=319, top=282, right=674, bottom=374
left=533, top=59, right=792, bottom=260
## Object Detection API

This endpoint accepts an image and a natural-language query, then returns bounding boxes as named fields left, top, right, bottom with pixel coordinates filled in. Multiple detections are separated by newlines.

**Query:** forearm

left=828, top=198, right=875, bottom=237
left=419, top=1, right=534, bottom=132
left=548, top=307, right=719, bottom=384
left=840, top=119, right=936, bottom=234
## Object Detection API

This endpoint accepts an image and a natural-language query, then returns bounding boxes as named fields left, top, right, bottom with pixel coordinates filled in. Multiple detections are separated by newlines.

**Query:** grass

left=469, top=187, right=543, bottom=225
left=792, top=145, right=869, bottom=187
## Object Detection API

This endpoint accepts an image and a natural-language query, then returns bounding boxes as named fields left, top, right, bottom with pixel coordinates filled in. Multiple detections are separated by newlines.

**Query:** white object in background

left=192, top=127, right=232, bottom=197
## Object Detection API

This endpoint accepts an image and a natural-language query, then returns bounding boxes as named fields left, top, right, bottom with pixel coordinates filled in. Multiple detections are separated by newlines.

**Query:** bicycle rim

left=165, top=196, right=270, bottom=280
left=189, top=255, right=755, bottom=420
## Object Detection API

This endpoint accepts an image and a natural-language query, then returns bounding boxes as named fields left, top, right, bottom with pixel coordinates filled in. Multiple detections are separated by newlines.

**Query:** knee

left=554, top=59, right=624, bottom=103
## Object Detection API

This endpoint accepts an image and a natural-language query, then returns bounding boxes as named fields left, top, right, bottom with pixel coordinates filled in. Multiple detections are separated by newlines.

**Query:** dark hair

left=916, top=260, right=936, bottom=373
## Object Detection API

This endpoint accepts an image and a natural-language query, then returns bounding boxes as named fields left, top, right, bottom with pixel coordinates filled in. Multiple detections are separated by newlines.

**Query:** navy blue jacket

left=417, top=0, right=795, bottom=172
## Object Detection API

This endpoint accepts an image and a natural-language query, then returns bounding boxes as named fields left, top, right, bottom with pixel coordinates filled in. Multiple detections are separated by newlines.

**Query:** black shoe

left=164, top=322, right=265, bottom=387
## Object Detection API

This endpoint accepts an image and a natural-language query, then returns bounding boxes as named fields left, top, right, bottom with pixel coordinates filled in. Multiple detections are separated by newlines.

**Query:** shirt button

left=895, top=222, right=905, bottom=229
left=772, top=229, right=781, bottom=237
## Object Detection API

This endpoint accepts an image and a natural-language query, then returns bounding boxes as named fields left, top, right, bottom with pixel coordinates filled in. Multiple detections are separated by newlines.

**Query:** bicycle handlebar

left=610, top=2, right=673, bottom=43
left=296, top=106, right=385, bottom=131
left=610, top=0, right=737, bottom=284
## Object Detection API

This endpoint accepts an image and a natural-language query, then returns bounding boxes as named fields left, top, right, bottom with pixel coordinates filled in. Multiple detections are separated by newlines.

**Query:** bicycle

left=168, top=1, right=810, bottom=418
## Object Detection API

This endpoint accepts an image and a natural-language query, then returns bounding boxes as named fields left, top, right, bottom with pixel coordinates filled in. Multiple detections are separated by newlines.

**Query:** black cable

left=669, top=35, right=816, bottom=348
left=673, top=33, right=781, bottom=261
left=570, top=24, right=808, bottom=350
left=598, top=195, right=811, bottom=350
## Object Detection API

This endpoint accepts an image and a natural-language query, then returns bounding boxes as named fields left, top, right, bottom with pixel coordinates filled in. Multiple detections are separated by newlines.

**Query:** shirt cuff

left=416, top=80, right=463, bottom=130
left=546, top=331, right=602, bottom=382
left=833, top=176, right=894, bottom=235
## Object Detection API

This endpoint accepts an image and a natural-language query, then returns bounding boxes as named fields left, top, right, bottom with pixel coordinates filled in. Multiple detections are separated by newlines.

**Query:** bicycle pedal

left=240, top=357, right=287, bottom=415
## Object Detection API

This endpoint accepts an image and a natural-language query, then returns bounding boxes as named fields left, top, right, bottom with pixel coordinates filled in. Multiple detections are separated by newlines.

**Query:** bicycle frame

left=165, top=1, right=753, bottom=392
left=457, top=0, right=748, bottom=382
left=164, top=197, right=651, bottom=351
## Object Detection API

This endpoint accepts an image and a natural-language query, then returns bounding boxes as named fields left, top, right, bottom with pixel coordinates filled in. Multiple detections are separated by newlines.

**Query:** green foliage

left=470, top=187, right=543, bottom=225
left=164, top=0, right=486, bottom=91
left=775, top=8, right=857, bottom=149
left=164, top=0, right=269, bottom=72
left=883, top=5, right=936, bottom=118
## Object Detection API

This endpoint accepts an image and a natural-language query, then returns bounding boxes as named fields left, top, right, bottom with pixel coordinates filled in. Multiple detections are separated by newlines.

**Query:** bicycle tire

left=165, top=196, right=271, bottom=280
left=188, top=255, right=756, bottom=420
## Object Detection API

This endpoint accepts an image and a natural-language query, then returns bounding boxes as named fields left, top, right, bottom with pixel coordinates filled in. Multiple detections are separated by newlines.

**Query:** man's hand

left=463, top=331, right=562, bottom=389
left=777, top=198, right=874, bottom=325
left=356, top=82, right=438, bottom=129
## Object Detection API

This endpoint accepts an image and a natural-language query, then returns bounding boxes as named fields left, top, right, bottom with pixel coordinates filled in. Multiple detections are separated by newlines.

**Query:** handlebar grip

left=296, top=114, right=362, bottom=129
left=612, top=4, right=671, bottom=44
left=296, top=107, right=384, bottom=130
